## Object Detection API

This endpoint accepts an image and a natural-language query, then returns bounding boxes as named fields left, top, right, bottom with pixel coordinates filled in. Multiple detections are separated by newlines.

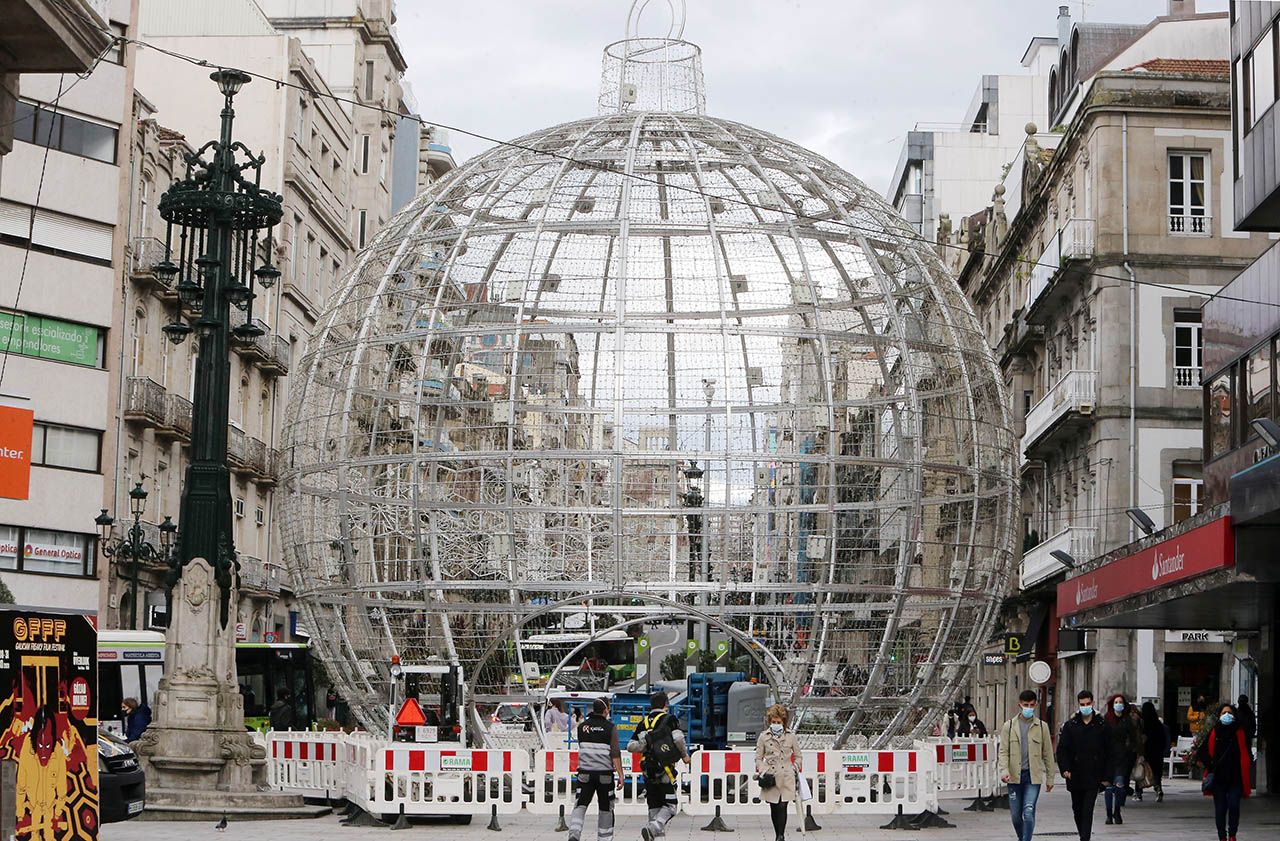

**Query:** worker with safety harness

left=568, top=698, right=625, bottom=841
left=627, top=691, right=690, bottom=841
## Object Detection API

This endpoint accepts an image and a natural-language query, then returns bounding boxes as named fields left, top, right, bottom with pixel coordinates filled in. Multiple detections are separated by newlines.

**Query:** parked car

left=99, top=731, right=145, bottom=823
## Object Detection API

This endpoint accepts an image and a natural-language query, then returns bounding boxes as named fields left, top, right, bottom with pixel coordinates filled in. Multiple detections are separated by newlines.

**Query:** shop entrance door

left=1164, top=652, right=1223, bottom=737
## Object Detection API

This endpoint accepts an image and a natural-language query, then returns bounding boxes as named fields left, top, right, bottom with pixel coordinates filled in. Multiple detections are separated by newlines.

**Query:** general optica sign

left=0, top=405, right=33, bottom=500
left=1059, top=516, right=1234, bottom=617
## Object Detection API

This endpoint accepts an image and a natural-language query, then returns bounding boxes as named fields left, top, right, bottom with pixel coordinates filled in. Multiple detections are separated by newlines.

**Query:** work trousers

left=644, top=779, right=678, bottom=837
left=568, top=771, right=615, bottom=841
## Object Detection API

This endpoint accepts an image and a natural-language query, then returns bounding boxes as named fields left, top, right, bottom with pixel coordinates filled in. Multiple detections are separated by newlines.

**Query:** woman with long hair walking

left=1197, top=702, right=1251, bottom=841
left=755, top=704, right=801, bottom=841
left=1102, top=693, right=1141, bottom=824
left=1138, top=701, right=1169, bottom=802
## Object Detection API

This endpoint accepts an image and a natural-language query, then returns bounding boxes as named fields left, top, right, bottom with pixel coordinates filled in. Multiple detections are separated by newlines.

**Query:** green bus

left=97, top=630, right=316, bottom=733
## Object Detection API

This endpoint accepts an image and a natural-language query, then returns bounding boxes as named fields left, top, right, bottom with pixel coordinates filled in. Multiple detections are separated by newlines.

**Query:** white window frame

left=1173, top=312, right=1203, bottom=389
left=1172, top=477, right=1204, bottom=523
left=1168, top=152, right=1210, bottom=236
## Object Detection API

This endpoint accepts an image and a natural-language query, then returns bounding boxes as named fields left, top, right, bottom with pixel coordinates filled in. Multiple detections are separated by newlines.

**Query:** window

left=0, top=199, right=114, bottom=262
left=33, top=423, right=100, bottom=471
left=296, top=98, right=308, bottom=143
left=1174, top=310, right=1203, bottom=388
left=364, top=60, right=376, bottom=101
left=255, top=506, right=265, bottom=526
left=303, top=233, right=314, bottom=296
left=1168, top=153, right=1208, bottom=235
left=0, top=525, right=94, bottom=577
left=358, top=210, right=367, bottom=248
left=1172, top=463, right=1204, bottom=525
left=0, top=310, right=105, bottom=367
left=105, top=23, right=126, bottom=64
left=1247, top=25, right=1277, bottom=129
left=11, top=101, right=117, bottom=164
left=235, top=498, right=245, bottom=519
left=1206, top=367, right=1234, bottom=459
left=360, top=135, right=371, bottom=174
left=1247, top=341, right=1274, bottom=427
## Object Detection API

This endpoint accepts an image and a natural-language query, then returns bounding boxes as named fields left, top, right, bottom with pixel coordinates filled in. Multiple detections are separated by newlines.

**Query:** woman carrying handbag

left=1196, top=702, right=1251, bottom=841
left=756, top=704, right=802, bottom=841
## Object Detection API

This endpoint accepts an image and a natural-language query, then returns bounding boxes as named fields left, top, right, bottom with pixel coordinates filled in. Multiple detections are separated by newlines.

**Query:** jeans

left=1069, top=787, right=1100, bottom=841
left=1007, top=770, right=1042, bottom=841
left=1212, top=784, right=1243, bottom=839
left=1104, top=773, right=1128, bottom=815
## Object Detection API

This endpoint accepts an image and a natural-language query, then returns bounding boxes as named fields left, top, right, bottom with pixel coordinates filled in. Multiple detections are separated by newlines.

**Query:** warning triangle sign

left=394, top=697, right=428, bottom=727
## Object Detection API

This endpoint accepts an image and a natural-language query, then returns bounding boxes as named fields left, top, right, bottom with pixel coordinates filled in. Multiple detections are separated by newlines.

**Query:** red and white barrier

left=814, top=749, right=940, bottom=815
left=682, top=749, right=760, bottom=816
left=916, top=738, right=998, bottom=798
left=373, top=747, right=528, bottom=817
left=528, top=750, right=677, bottom=817
left=266, top=731, right=346, bottom=797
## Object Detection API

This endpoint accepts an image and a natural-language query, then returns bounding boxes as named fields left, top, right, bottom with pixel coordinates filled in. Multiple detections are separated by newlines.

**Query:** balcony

left=238, top=554, right=283, bottom=596
left=227, top=425, right=249, bottom=473
left=246, top=437, right=278, bottom=485
left=1025, top=218, right=1095, bottom=323
left=1169, top=213, right=1210, bottom=236
left=129, top=237, right=179, bottom=301
left=232, top=320, right=291, bottom=377
left=1175, top=366, right=1202, bottom=389
left=124, top=378, right=167, bottom=427
left=1021, top=369, right=1097, bottom=456
left=1022, top=525, right=1097, bottom=589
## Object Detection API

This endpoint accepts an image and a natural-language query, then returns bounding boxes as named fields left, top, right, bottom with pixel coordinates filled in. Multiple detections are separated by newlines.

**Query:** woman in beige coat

left=756, top=704, right=802, bottom=841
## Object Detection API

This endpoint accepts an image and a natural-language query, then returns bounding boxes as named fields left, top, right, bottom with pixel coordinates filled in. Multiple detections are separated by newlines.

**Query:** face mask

left=1219, top=713, right=1234, bottom=726
left=968, top=715, right=976, bottom=722
left=1021, top=707, right=1035, bottom=719
left=1113, top=702, right=1126, bottom=714
left=769, top=723, right=783, bottom=734
left=1079, top=706, right=1094, bottom=717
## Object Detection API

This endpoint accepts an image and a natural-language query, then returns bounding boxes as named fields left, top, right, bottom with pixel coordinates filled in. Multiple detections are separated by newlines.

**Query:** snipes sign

left=1059, top=517, right=1234, bottom=617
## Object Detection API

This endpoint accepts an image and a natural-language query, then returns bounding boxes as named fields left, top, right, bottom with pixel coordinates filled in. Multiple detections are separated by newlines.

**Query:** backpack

left=641, top=711, right=681, bottom=777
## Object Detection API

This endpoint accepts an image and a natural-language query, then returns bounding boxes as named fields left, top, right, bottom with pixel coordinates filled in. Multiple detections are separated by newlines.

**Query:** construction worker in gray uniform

left=628, top=691, right=690, bottom=841
left=569, top=698, right=625, bottom=841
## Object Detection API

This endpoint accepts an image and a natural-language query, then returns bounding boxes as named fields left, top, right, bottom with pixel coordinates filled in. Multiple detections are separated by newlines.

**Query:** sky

left=397, top=0, right=1229, bottom=196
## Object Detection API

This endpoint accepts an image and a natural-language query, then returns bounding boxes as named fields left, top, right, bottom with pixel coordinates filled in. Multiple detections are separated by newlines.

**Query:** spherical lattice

left=280, top=36, right=1016, bottom=746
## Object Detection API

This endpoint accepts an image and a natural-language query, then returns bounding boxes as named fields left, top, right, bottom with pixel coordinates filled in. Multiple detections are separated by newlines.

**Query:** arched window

left=1070, top=30, right=1080, bottom=88
left=1048, top=68, right=1058, bottom=118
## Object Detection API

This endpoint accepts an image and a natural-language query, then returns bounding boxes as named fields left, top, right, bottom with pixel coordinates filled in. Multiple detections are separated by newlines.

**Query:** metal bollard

left=488, top=803, right=503, bottom=832
left=555, top=804, right=569, bottom=832
left=803, top=804, right=821, bottom=832
left=701, top=804, right=733, bottom=832
left=390, top=804, right=411, bottom=831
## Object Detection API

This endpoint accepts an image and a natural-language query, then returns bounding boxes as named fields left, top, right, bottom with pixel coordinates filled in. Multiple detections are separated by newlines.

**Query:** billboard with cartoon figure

left=0, top=610, right=97, bottom=840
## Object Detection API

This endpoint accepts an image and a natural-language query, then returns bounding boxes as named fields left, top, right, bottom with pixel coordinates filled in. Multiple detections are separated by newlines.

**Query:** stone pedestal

left=133, top=558, right=320, bottom=819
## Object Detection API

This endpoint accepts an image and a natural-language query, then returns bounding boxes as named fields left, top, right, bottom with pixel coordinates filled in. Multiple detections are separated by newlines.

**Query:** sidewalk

left=106, top=779, right=1279, bottom=841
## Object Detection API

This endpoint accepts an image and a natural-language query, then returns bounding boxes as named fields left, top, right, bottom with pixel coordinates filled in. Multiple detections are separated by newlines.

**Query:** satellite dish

left=1028, top=660, right=1052, bottom=686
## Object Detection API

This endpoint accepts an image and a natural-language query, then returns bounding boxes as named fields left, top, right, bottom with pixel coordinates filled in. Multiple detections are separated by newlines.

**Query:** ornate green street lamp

left=96, top=482, right=177, bottom=629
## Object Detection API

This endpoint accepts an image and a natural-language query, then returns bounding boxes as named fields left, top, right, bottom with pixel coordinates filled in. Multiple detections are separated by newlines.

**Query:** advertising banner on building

left=1059, top=517, right=1235, bottom=618
left=0, top=406, right=33, bottom=500
left=0, top=610, right=97, bottom=840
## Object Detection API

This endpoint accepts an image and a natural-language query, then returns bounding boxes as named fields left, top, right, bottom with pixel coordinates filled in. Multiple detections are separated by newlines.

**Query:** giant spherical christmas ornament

left=280, top=10, right=1015, bottom=745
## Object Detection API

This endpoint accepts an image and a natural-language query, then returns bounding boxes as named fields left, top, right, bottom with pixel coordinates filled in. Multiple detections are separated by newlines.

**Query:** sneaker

left=641, top=827, right=654, bottom=841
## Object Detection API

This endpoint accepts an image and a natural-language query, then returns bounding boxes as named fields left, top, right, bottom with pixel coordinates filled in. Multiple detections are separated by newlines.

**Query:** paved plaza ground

left=107, top=779, right=1280, bottom=841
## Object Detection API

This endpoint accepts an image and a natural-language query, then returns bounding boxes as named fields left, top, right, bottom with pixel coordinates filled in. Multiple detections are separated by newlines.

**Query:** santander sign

left=1059, top=516, right=1233, bottom=616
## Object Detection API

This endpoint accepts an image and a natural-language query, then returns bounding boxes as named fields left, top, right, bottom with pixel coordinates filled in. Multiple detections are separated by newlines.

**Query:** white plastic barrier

left=682, top=750, right=760, bottom=816
left=814, top=749, right=940, bottom=815
left=372, top=747, right=528, bottom=817
left=267, top=730, right=347, bottom=796
left=916, top=738, right=997, bottom=798
left=528, top=750, right=678, bottom=817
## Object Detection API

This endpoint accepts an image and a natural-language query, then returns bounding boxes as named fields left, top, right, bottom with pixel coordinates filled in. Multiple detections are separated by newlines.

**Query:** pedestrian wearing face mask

left=755, top=704, right=801, bottom=841
left=998, top=690, right=1057, bottom=841
left=1197, top=702, right=1251, bottom=841
left=1056, top=690, right=1110, bottom=841
left=1102, top=693, right=1142, bottom=825
left=958, top=706, right=988, bottom=738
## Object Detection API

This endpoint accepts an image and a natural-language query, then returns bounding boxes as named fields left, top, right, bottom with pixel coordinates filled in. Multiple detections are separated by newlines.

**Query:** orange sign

left=0, top=406, right=33, bottom=500
left=394, top=697, right=428, bottom=727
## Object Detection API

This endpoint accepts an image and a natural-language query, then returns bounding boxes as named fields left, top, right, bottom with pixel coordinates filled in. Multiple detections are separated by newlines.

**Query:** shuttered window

left=0, top=200, right=113, bottom=262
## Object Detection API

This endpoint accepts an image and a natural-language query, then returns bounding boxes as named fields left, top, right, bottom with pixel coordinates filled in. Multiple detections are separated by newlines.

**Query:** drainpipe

left=1122, top=113, right=1136, bottom=545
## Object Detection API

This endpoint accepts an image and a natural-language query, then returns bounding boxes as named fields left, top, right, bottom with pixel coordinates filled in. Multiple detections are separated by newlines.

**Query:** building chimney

left=1058, top=6, right=1072, bottom=47
left=1168, top=0, right=1195, bottom=17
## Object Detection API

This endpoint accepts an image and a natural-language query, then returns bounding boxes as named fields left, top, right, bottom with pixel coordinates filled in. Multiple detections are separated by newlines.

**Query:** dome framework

left=280, top=11, right=1016, bottom=746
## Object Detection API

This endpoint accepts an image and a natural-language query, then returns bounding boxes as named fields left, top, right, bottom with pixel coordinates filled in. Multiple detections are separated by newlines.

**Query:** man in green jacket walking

left=999, top=690, right=1058, bottom=841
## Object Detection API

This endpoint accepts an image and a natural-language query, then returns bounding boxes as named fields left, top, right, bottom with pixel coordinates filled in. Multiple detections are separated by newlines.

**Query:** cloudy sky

left=397, top=0, right=1228, bottom=195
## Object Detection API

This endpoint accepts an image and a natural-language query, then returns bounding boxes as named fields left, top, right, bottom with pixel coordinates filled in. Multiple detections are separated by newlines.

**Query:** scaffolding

left=278, top=3, right=1016, bottom=746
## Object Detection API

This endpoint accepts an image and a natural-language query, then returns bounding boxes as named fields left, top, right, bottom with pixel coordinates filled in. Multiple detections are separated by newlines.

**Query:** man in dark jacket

left=269, top=688, right=295, bottom=730
left=1057, top=690, right=1110, bottom=841
left=568, top=698, right=623, bottom=841
left=1236, top=695, right=1257, bottom=751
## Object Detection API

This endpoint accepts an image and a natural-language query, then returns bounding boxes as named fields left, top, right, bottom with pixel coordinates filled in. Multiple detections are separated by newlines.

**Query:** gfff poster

left=0, top=611, right=97, bottom=840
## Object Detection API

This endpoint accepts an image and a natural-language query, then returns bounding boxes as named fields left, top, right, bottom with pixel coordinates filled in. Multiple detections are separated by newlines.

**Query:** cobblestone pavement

left=106, top=779, right=1280, bottom=841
